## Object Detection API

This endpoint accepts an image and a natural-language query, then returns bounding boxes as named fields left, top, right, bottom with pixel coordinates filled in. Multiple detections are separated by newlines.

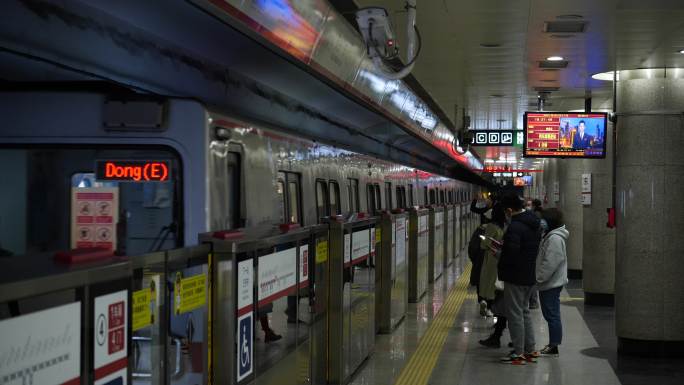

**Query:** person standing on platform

left=478, top=204, right=507, bottom=346
left=498, top=193, right=542, bottom=365
left=527, top=198, right=546, bottom=310
left=470, top=195, right=493, bottom=225
left=535, top=208, right=569, bottom=357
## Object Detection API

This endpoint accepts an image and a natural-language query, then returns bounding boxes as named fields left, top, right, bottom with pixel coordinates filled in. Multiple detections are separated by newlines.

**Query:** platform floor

left=350, top=257, right=684, bottom=385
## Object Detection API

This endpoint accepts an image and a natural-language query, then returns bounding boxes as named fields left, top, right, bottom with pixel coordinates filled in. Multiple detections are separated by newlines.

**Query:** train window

left=329, top=180, right=340, bottom=216
left=395, top=186, right=402, bottom=209
left=0, top=147, right=182, bottom=257
left=278, top=171, right=302, bottom=224
left=440, top=189, right=446, bottom=205
left=448, top=190, right=453, bottom=204
left=366, top=184, right=376, bottom=214
left=347, top=178, right=359, bottom=213
left=408, top=184, right=414, bottom=207
left=276, top=177, right=286, bottom=224
left=315, top=179, right=329, bottom=222
left=429, top=188, right=436, bottom=205
left=385, top=182, right=392, bottom=209
left=288, top=181, right=300, bottom=224
left=423, top=186, right=428, bottom=205
left=374, top=184, right=381, bottom=212
left=210, top=148, right=242, bottom=230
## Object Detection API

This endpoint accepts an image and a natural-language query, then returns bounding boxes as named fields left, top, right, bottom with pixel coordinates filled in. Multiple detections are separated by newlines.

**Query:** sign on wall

left=581, top=173, right=592, bottom=206
left=71, top=187, right=119, bottom=250
left=299, top=245, right=309, bottom=288
left=236, top=259, right=253, bottom=382
left=258, top=248, right=296, bottom=306
left=93, top=290, right=128, bottom=385
left=351, top=229, right=370, bottom=265
left=0, top=302, right=81, bottom=385
left=470, top=130, right=524, bottom=147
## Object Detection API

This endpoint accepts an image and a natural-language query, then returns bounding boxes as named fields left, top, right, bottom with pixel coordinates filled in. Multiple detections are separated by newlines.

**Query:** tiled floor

left=349, top=264, right=684, bottom=385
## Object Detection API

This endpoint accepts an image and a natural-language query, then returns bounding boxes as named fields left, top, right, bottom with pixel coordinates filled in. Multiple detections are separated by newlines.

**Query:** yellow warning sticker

left=375, top=228, right=381, bottom=243
left=175, top=273, right=207, bottom=315
left=316, top=240, right=328, bottom=264
left=132, top=288, right=151, bottom=331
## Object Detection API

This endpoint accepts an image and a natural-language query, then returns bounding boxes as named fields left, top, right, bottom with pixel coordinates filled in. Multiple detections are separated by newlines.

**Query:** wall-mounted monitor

left=513, top=176, right=533, bottom=186
left=523, top=112, right=607, bottom=158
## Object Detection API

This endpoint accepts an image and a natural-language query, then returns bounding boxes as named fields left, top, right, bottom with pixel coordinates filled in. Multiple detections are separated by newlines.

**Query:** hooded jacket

left=497, top=210, right=541, bottom=286
left=536, top=225, right=570, bottom=291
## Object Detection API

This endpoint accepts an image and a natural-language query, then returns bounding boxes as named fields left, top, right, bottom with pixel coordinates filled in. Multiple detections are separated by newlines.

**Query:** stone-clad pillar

left=557, top=158, right=584, bottom=279
left=543, top=158, right=559, bottom=209
left=582, top=121, right=616, bottom=306
left=615, top=68, right=684, bottom=355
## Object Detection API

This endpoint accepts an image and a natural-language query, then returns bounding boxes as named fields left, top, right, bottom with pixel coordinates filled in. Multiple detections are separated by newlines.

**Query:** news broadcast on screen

left=523, top=112, right=607, bottom=158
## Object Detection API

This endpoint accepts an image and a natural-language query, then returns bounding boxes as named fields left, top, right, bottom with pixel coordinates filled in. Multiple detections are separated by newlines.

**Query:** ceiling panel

left=353, top=0, right=684, bottom=170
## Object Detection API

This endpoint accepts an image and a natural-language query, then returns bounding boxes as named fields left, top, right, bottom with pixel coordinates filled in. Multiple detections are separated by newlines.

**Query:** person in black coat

left=498, top=193, right=542, bottom=364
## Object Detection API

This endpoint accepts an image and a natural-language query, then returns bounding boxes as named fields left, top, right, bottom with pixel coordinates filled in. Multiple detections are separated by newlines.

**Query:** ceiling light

left=591, top=71, right=619, bottom=81
left=679, top=49, right=684, bottom=54
left=546, top=56, right=564, bottom=61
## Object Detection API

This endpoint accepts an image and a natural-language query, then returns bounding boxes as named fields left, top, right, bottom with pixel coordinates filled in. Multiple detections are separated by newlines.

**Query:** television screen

left=523, top=112, right=607, bottom=158
left=513, top=176, right=532, bottom=186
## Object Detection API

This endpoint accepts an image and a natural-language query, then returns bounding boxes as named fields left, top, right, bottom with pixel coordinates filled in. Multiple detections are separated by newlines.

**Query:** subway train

left=0, top=91, right=480, bottom=258
left=0, top=90, right=481, bottom=385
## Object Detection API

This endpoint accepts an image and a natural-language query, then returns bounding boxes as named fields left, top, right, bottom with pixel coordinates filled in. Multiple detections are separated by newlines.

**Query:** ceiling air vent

left=544, top=21, right=586, bottom=33
left=539, top=60, right=569, bottom=69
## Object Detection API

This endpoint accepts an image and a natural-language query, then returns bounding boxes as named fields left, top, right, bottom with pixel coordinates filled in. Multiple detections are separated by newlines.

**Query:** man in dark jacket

left=498, top=193, right=542, bottom=365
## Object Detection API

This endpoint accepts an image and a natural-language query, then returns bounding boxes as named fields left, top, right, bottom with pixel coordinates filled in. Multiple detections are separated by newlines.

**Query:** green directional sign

left=470, top=130, right=524, bottom=147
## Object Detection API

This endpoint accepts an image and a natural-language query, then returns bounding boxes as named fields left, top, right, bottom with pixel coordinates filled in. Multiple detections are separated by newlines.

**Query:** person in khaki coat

left=478, top=204, right=506, bottom=312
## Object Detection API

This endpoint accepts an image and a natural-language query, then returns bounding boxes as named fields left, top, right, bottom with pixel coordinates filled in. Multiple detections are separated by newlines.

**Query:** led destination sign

left=96, top=160, right=170, bottom=182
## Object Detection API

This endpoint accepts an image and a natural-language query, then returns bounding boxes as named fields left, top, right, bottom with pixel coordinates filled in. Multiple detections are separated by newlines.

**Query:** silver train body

left=0, top=92, right=478, bottom=256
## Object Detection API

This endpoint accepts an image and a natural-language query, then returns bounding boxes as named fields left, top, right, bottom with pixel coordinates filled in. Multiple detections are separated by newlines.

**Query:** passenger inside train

left=0, top=1, right=682, bottom=385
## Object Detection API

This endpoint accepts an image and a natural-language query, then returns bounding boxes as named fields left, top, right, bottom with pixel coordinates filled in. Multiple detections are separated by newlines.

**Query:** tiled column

left=615, top=68, right=684, bottom=355
left=582, top=121, right=616, bottom=306
left=557, top=158, right=584, bottom=278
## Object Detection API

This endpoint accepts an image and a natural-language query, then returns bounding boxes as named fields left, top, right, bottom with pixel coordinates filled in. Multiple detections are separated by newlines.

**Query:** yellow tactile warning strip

left=394, top=263, right=473, bottom=385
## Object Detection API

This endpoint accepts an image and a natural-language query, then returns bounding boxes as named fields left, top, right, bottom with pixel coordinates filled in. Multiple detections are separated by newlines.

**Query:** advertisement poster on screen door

left=0, top=302, right=81, bottom=385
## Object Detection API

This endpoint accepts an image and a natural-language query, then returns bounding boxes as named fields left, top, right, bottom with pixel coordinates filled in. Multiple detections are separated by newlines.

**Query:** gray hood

left=536, top=225, right=569, bottom=290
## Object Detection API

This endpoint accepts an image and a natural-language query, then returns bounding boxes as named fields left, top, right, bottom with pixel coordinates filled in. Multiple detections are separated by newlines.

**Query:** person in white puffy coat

left=535, top=208, right=569, bottom=357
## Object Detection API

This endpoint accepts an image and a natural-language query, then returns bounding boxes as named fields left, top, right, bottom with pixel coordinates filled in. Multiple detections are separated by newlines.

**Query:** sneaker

left=478, top=335, right=501, bottom=348
left=500, top=352, right=526, bottom=365
left=479, top=300, right=488, bottom=316
left=540, top=345, right=559, bottom=357
left=523, top=351, right=539, bottom=363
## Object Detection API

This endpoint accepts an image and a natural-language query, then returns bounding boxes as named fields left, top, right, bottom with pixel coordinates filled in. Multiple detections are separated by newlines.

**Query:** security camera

left=355, top=7, right=399, bottom=59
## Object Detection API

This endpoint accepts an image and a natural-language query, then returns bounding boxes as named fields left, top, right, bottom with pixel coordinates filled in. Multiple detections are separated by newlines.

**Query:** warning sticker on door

left=71, top=187, right=119, bottom=250
left=94, top=290, right=128, bottom=385
left=174, top=273, right=207, bottom=315
left=132, top=288, right=151, bottom=331
left=316, top=240, right=328, bottom=264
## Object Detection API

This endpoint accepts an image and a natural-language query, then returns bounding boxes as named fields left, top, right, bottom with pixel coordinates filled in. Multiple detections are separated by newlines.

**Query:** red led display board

left=523, top=112, right=607, bottom=158
left=96, top=160, right=170, bottom=182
